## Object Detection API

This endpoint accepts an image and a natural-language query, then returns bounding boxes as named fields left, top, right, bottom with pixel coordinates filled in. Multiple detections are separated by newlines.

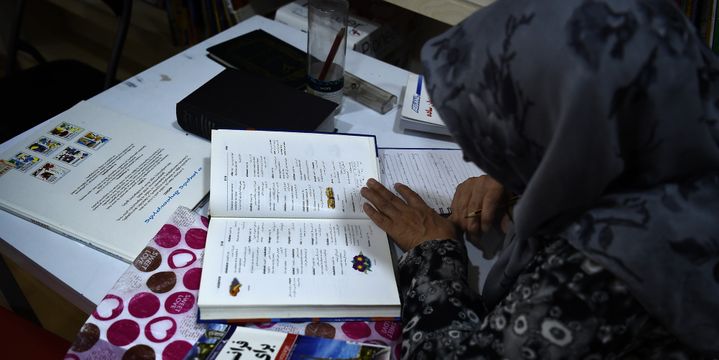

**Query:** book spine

left=166, top=0, right=189, bottom=46
left=686, top=0, right=694, bottom=18
left=0, top=202, right=133, bottom=263
left=186, top=0, right=201, bottom=44
left=177, top=102, right=213, bottom=140
left=713, top=0, right=719, bottom=51
left=708, top=0, right=719, bottom=52
left=198, top=0, right=210, bottom=39
left=197, top=316, right=400, bottom=324
left=211, top=0, right=222, bottom=35
left=697, top=0, right=715, bottom=45
left=710, top=0, right=719, bottom=47
left=220, top=0, right=231, bottom=29
left=221, top=0, right=235, bottom=26
left=177, top=102, right=254, bottom=140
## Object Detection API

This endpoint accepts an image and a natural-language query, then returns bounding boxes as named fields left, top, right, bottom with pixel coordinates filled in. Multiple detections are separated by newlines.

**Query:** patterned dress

left=397, top=238, right=704, bottom=359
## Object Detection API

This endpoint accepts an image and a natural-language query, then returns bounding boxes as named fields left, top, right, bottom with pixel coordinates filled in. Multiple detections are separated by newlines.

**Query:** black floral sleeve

left=397, top=238, right=700, bottom=359
left=398, top=239, right=487, bottom=358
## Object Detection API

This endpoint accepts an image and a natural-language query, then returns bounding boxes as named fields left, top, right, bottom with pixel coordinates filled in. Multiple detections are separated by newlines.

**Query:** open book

left=0, top=102, right=209, bottom=262
left=198, top=130, right=401, bottom=322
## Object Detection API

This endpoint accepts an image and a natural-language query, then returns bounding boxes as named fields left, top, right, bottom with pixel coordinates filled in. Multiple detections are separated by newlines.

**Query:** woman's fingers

left=362, top=202, right=391, bottom=229
left=361, top=178, right=456, bottom=251
left=449, top=175, right=507, bottom=234
left=367, top=178, right=399, bottom=201
left=450, top=179, right=472, bottom=211
left=451, top=177, right=483, bottom=233
left=464, top=188, right=484, bottom=234
left=364, top=179, right=432, bottom=214
left=361, top=179, right=403, bottom=217
left=480, top=184, right=503, bottom=232
left=394, top=183, right=429, bottom=209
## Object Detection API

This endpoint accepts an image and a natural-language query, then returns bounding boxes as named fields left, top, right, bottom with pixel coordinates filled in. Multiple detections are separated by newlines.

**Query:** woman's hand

left=449, top=175, right=508, bottom=239
left=361, top=178, right=456, bottom=251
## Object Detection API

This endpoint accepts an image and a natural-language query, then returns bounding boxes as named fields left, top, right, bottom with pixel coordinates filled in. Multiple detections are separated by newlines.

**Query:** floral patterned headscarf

left=422, top=0, right=719, bottom=354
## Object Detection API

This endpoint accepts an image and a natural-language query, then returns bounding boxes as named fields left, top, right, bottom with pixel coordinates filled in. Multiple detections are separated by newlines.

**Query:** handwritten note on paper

left=378, top=148, right=484, bottom=215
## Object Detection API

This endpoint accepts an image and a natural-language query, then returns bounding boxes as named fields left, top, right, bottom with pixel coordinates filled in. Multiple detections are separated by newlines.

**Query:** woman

left=361, top=0, right=719, bottom=358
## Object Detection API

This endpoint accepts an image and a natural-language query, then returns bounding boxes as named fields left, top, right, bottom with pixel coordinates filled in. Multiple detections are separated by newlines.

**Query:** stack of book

left=197, top=130, right=402, bottom=322
left=399, top=73, right=450, bottom=137
left=176, top=68, right=339, bottom=140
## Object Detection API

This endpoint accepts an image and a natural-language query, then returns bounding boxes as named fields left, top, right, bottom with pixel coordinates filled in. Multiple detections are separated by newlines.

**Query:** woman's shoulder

left=508, top=236, right=702, bottom=357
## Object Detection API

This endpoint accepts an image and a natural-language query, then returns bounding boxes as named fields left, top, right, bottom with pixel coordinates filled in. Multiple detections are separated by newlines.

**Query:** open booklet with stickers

left=197, top=129, right=401, bottom=322
left=0, top=101, right=210, bottom=262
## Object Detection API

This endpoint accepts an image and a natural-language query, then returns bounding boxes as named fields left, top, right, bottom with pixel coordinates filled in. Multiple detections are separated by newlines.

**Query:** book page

left=210, top=130, right=378, bottom=219
left=378, top=148, right=484, bottom=214
left=198, top=217, right=399, bottom=308
left=0, top=102, right=210, bottom=261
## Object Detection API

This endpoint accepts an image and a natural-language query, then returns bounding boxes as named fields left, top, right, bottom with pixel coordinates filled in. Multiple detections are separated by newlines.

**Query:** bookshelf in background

left=165, top=0, right=254, bottom=46
left=677, top=0, right=719, bottom=52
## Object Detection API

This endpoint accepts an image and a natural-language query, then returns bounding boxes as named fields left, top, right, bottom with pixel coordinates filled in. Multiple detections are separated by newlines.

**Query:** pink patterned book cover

left=66, top=206, right=403, bottom=359
left=66, top=206, right=209, bottom=359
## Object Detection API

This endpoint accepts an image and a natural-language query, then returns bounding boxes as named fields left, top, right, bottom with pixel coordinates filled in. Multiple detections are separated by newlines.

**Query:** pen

left=464, top=195, right=520, bottom=218
left=319, top=27, right=346, bottom=81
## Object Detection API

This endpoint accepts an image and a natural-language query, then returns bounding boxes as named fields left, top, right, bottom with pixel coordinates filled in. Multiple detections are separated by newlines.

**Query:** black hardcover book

left=176, top=68, right=338, bottom=140
left=206, top=29, right=307, bottom=91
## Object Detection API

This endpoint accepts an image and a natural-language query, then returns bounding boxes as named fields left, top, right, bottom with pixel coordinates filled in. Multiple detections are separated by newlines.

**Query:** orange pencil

left=318, top=27, right=346, bottom=81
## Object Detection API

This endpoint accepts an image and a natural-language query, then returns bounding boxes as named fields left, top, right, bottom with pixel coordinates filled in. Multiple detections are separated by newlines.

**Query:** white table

left=0, top=16, right=466, bottom=313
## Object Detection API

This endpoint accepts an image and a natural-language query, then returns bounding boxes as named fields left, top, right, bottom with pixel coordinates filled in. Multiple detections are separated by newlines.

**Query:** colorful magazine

left=65, top=205, right=403, bottom=359
left=184, top=324, right=391, bottom=360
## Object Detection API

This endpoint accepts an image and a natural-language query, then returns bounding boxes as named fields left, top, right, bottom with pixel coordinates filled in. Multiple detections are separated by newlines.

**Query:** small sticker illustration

left=229, top=278, right=242, bottom=296
left=8, top=152, right=40, bottom=172
left=49, top=122, right=84, bottom=139
left=351, top=253, right=372, bottom=273
left=27, top=137, right=63, bottom=155
left=77, top=131, right=110, bottom=149
left=31, top=162, right=70, bottom=184
left=0, top=160, right=12, bottom=176
left=326, top=186, right=336, bottom=209
left=54, top=146, right=90, bottom=166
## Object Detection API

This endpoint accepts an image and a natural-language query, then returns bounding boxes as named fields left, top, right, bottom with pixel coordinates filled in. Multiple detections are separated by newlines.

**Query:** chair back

left=1, top=0, right=133, bottom=89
